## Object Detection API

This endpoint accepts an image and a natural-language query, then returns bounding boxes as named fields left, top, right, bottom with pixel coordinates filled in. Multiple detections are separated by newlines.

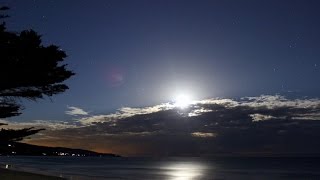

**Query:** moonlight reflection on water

left=164, top=162, right=207, bottom=180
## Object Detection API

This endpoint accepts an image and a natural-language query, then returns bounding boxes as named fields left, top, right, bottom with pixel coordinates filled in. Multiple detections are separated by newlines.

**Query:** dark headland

left=0, top=142, right=120, bottom=157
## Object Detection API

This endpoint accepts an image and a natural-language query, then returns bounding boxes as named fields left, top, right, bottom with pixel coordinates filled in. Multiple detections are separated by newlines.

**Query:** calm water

left=0, top=156, right=320, bottom=180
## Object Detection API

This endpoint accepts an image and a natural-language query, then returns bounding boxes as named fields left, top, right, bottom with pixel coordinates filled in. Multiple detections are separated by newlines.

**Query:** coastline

left=0, top=167, right=66, bottom=180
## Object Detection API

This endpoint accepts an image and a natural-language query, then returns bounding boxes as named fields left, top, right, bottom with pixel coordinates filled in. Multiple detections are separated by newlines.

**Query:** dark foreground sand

left=0, top=168, right=66, bottom=180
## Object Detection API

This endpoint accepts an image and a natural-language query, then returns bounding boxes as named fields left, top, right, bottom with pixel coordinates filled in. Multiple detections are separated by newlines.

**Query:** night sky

left=1, top=0, right=320, bottom=156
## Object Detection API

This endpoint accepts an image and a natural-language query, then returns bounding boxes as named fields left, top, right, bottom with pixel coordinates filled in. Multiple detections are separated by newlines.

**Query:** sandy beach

left=0, top=168, right=66, bottom=180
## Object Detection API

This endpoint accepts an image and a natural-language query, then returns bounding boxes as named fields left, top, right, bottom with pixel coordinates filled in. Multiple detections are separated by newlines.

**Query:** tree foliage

left=0, top=124, right=44, bottom=141
left=0, top=7, right=74, bottom=142
left=0, top=7, right=74, bottom=118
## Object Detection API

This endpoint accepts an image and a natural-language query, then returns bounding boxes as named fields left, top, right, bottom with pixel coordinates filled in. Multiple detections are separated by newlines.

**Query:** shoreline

left=0, top=167, right=66, bottom=180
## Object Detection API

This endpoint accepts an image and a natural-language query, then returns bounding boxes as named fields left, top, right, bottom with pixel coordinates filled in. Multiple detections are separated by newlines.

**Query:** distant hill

left=0, top=142, right=120, bottom=157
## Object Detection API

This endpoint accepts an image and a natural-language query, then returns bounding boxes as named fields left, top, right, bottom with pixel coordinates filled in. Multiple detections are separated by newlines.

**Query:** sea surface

left=0, top=156, right=320, bottom=180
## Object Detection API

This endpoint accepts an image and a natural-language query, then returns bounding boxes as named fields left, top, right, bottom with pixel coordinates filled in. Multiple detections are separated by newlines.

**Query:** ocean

left=0, top=156, right=320, bottom=179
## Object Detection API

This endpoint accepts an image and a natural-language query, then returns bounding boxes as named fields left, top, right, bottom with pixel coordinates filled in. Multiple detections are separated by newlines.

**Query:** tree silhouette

left=0, top=124, right=44, bottom=141
left=0, top=7, right=74, bottom=142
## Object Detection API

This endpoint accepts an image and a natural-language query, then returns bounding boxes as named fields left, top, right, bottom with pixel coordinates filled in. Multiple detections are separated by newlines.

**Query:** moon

left=174, top=94, right=193, bottom=108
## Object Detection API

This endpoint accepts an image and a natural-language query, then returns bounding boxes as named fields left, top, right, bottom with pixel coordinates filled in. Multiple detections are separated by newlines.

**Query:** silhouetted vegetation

left=0, top=124, right=44, bottom=141
left=0, top=7, right=74, bottom=143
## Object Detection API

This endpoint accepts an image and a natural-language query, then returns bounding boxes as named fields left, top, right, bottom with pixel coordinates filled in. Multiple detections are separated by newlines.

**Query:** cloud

left=191, top=132, right=217, bottom=138
left=8, top=94, right=320, bottom=156
left=65, top=106, right=89, bottom=116
left=76, top=103, right=174, bottom=125
left=241, top=95, right=320, bottom=109
left=249, top=113, right=276, bottom=122
left=0, top=119, right=78, bottom=130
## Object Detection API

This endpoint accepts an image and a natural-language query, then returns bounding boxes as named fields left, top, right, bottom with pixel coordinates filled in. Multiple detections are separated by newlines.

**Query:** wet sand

left=0, top=168, right=66, bottom=180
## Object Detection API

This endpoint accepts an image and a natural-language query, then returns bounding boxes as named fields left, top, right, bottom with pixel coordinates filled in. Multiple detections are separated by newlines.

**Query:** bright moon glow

left=174, top=94, right=193, bottom=108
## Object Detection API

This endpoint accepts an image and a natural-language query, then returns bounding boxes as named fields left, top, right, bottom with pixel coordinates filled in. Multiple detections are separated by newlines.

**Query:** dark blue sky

left=1, top=0, right=320, bottom=119
left=2, top=0, right=320, bottom=120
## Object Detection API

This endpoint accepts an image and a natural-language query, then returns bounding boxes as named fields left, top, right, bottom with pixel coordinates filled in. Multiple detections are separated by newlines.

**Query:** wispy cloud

left=8, top=94, right=320, bottom=132
left=0, top=119, right=78, bottom=130
left=249, top=113, right=276, bottom=122
left=65, top=106, right=89, bottom=116
left=191, top=132, right=217, bottom=138
left=76, top=103, right=174, bottom=125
